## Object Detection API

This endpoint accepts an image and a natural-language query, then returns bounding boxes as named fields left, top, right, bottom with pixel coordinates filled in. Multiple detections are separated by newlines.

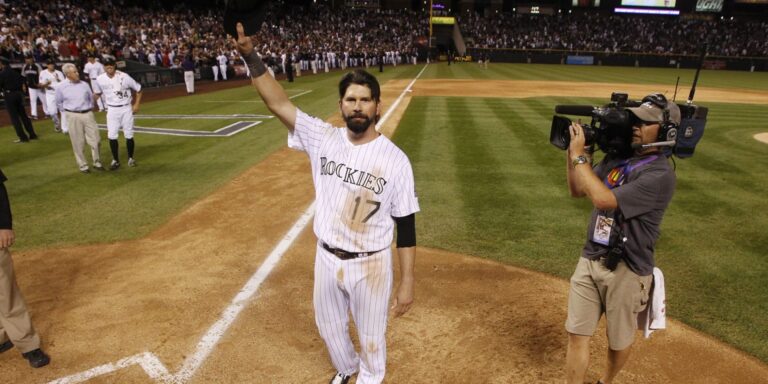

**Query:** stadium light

left=614, top=7, right=680, bottom=15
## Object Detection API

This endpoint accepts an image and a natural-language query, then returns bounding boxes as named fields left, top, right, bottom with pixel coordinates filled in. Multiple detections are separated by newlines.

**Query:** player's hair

left=338, top=69, right=380, bottom=102
left=61, top=63, right=77, bottom=75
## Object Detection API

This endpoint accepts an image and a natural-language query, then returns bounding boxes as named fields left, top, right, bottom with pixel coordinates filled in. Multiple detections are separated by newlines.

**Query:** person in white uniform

left=233, top=23, right=420, bottom=384
left=216, top=51, right=228, bottom=80
left=21, top=55, right=47, bottom=119
left=37, top=59, right=66, bottom=133
left=92, top=59, right=143, bottom=170
left=83, top=54, right=106, bottom=112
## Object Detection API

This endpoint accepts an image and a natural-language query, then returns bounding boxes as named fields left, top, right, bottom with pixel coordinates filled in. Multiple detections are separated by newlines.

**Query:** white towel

left=638, top=267, right=666, bottom=338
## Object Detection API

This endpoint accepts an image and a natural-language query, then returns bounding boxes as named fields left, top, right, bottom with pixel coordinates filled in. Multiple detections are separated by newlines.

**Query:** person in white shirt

left=92, top=59, right=143, bottom=170
left=234, top=23, right=419, bottom=384
left=55, top=63, right=103, bottom=173
left=37, top=59, right=66, bottom=133
left=83, top=54, right=106, bottom=112
left=216, top=51, right=228, bottom=80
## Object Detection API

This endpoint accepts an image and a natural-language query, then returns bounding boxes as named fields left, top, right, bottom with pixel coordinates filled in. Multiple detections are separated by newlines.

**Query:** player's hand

left=0, top=229, right=15, bottom=249
left=132, top=104, right=140, bottom=113
left=391, top=278, right=414, bottom=317
left=569, top=122, right=586, bottom=157
left=233, top=22, right=254, bottom=56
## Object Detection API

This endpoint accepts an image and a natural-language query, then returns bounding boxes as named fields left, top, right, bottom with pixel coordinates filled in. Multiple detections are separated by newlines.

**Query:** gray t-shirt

left=582, top=154, right=676, bottom=276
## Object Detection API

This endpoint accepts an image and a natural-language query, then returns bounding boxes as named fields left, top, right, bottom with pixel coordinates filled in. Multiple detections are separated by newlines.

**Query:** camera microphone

left=631, top=141, right=676, bottom=150
left=555, top=105, right=597, bottom=116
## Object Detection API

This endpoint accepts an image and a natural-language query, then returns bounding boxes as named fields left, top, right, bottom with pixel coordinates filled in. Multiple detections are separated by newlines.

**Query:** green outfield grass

left=1, top=63, right=767, bottom=362
left=394, top=64, right=768, bottom=362
left=0, top=66, right=422, bottom=249
left=423, top=61, right=768, bottom=91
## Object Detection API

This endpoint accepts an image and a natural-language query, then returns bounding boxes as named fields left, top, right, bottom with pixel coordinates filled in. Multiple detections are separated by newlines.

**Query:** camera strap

left=595, top=155, right=659, bottom=270
left=603, top=155, right=659, bottom=189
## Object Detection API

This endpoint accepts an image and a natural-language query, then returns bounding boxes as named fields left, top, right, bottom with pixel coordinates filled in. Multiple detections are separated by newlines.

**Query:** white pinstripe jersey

left=92, top=71, right=141, bottom=106
left=289, top=109, right=419, bottom=253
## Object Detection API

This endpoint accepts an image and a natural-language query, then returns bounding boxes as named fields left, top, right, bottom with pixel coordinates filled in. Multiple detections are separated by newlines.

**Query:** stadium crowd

left=459, top=12, right=768, bottom=57
left=0, top=0, right=426, bottom=74
left=0, top=0, right=765, bottom=73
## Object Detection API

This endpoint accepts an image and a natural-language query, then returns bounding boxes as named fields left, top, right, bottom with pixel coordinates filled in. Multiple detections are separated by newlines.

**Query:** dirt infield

left=4, top=78, right=768, bottom=383
left=755, top=133, right=768, bottom=144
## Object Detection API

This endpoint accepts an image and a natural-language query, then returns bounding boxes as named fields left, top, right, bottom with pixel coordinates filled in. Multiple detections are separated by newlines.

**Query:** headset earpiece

left=643, top=93, right=677, bottom=142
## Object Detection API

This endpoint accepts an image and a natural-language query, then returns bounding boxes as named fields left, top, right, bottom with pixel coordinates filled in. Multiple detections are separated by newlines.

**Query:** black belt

left=65, top=109, right=92, bottom=113
left=322, top=242, right=382, bottom=260
left=108, top=104, right=129, bottom=108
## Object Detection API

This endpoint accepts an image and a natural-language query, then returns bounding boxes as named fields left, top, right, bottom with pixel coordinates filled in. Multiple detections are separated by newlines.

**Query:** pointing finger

left=236, top=22, right=245, bottom=39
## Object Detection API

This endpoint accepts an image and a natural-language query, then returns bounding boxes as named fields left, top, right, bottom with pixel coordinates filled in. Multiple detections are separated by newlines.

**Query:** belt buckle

left=334, top=249, right=346, bottom=259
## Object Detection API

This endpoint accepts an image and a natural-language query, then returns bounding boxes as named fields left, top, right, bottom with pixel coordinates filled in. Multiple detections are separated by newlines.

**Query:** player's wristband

left=243, top=51, right=267, bottom=78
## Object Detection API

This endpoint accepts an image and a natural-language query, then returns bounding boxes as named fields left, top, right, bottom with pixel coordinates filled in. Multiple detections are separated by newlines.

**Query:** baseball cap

left=627, top=95, right=681, bottom=125
left=103, top=58, right=116, bottom=66
left=46, top=58, right=56, bottom=65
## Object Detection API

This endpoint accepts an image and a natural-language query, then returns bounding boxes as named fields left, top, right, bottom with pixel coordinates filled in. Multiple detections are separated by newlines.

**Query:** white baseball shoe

left=128, top=158, right=137, bottom=167
left=329, top=372, right=352, bottom=384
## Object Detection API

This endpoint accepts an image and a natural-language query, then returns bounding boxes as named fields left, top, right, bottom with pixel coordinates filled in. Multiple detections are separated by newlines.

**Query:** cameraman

left=564, top=96, right=679, bottom=384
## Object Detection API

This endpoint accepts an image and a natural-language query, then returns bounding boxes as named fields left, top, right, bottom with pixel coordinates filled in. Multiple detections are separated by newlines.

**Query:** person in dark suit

left=0, top=57, right=38, bottom=143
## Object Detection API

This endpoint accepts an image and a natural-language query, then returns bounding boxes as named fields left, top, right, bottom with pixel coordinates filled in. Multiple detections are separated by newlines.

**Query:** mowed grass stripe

left=0, top=65, right=421, bottom=249
left=394, top=97, right=470, bottom=247
left=391, top=93, right=768, bottom=361
left=445, top=97, right=527, bottom=257
left=421, top=63, right=768, bottom=90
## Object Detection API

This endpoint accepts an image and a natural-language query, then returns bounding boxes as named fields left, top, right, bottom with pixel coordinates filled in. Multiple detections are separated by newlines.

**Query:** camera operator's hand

left=233, top=22, right=254, bottom=56
left=569, top=122, right=587, bottom=157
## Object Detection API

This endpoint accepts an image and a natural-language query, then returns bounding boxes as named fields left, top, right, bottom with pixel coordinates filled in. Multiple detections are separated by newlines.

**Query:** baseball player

left=83, top=54, right=106, bottom=111
left=92, top=59, right=143, bottom=170
left=216, top=51, right=228, bottom=80
left=234, top=23, right=419, bottom=384
left=37, top=59, right=66, bottom=133
left=21, top=55, right=47, bottom=119
left=181, top=53, right=195, bottom=94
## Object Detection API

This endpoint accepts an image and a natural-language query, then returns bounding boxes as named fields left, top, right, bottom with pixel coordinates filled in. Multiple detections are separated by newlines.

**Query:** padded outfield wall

left=467, top=47, right=768, bottom=72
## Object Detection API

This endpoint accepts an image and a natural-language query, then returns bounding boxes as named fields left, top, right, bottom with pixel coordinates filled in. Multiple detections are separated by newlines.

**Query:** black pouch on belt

left=603, top=245, right=624, bottom=271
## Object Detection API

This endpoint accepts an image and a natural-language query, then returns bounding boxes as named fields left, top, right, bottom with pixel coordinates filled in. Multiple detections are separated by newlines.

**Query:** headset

left=641, top=93, right=678, bottom=143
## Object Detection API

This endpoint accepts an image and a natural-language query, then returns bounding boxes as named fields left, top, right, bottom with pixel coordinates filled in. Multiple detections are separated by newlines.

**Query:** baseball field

left=1, top=63, right=767, bottom=383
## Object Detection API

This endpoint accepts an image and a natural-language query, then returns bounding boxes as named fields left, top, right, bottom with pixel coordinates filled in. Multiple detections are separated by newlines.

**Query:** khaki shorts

left=565, top=256, right=652, bottom=350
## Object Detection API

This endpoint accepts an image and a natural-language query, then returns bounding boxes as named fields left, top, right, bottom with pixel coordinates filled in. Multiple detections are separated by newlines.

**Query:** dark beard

left=343, top=113, right=373, bottom=134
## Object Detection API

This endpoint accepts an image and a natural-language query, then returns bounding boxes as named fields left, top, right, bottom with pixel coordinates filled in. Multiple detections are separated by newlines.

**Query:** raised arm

left=233, top=23, right=297, bottom=131
left=567, top=123, right=617, bottom=210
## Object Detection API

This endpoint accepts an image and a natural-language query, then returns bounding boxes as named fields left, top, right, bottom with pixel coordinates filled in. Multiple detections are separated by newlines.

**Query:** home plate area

left=96, top=114, right=273, bottom=137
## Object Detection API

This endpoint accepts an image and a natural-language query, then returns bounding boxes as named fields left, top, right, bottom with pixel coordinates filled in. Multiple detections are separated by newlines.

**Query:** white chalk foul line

left=165, top=202, right=316, bottom=383
left=47, top=64, right=428, bottom=384
left=48, top=352, right=170, bottom=384
left=204, top=89, right=314, bottom=103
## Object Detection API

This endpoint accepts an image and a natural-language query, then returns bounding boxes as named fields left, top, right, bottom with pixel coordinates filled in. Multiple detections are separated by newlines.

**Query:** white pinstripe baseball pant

left=313, top=242, right=393, bottom=384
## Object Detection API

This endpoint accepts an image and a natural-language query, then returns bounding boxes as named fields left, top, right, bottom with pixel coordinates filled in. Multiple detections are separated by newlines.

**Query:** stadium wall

left=467, top=48, right=768, bottom=72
